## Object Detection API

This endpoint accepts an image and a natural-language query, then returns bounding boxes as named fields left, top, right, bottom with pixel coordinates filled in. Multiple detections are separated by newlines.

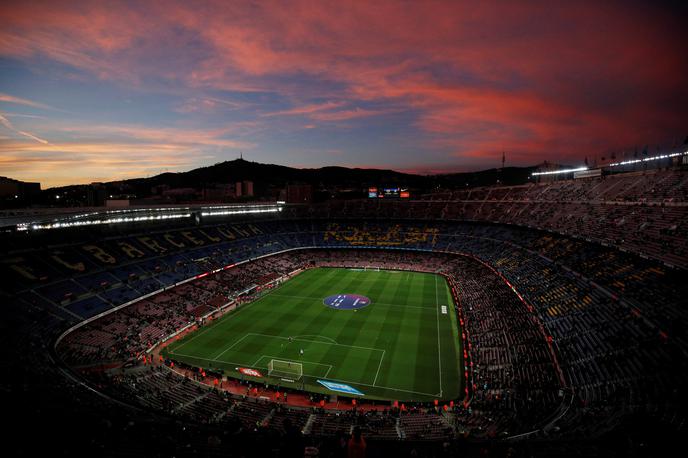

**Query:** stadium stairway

left=172, top=391, right=211, bottom=414
left=396, top=417, right=405, bottom=439
left=302, top=414, right=316, bottom=434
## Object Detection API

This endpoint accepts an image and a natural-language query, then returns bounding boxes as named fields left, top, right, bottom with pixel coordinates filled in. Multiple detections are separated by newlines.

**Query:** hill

left=30, top=159, right=538, bottom=205
left=52, top=159, right=534, bottom=190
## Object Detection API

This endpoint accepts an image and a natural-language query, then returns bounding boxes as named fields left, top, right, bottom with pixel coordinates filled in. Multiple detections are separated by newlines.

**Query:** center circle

left=323, top=294, right=371, bottom=310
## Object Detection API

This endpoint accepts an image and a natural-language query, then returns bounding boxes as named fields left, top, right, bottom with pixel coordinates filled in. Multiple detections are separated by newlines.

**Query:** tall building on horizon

left=235, top=180, right=254, bottom=198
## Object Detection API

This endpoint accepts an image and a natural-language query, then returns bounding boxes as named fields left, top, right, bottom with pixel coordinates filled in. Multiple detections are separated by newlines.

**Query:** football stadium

left=3, top=165, right=688, bottom=456
left=2, top=1, right=687, bottom=457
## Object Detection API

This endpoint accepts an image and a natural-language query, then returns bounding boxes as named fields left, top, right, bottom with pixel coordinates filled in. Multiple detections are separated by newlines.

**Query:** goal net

left=267, top=359, right=303, bottom=380
left=364, top=266, right=380, bottom=271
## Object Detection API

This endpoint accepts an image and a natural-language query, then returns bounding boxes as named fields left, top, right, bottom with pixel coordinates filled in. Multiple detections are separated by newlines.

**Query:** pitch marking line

left=324, top=365, right=333, bottom=378
left=434, top=275, right=443, bottom=397
left=372, top=349, right=386, bottom=386
left=171, top=283, right=293, bottom=354
left=322, top=376, right=436, bottom=397
left=167, top=351, right=437, bottom=397
left=293, top=334, right=338, bottom=344
left=181, top=331, right=385, bottom=382
left=256, top=355, right=333, bottom=372
left=248, top=332, right=385, bottom=353
left=166, top=351, right=255, bottom=369
left=250, top=354, right=265, bottom=367
left=178, top=331, right=384, bottom=378
left=170, top=319, right=221, bottom=354
left=256, top=355, right=334, bottom=367
left=213, top=333, right=251, bottom=360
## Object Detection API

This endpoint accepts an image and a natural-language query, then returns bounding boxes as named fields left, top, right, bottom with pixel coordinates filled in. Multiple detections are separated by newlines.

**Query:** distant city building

left=0, top=176, right=41, bottom=200
left=202, top=183, right=234, bottom=201
left=151, top=184, right=170, bottom=195
left=105, top=199, right=130, bottom=208
left=87, top=183, right=107, bottom=206
left=235, top=180, right=254, bottom=198
left=162, top=188, right=197, bottom=201
left=286, top=183, right=313, bottom=203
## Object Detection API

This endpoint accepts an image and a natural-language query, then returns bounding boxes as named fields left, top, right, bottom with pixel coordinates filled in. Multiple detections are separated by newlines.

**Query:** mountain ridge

left=43, top=158, right=540, bottom=194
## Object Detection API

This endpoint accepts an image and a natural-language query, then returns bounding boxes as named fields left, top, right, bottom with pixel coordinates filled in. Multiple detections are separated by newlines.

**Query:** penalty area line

left=172, top=289, right=285, bottom=354
left=372, top=349, right=385, bottom=386
left=212, top=333, right=251, bottom=360
left=247, top=332, right=385, bottom=353
left=168, top=351, right=436, bottom=397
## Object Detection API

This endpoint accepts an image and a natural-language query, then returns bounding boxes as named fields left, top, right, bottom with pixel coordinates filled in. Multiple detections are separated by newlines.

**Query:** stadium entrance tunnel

left=323, top=294, right=371, bottom=310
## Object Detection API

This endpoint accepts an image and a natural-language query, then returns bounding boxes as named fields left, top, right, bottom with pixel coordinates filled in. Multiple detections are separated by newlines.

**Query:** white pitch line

left=248, top=332, right=385, bottom=353
left=168, top=351, right=436, bottom=397
left=292, top=334, right=338, bottom=344
left=372, top=349, right=385, bottom=386
left=435, top=275, right=443, bottom=397
left=172, top=287, right=282, bottom=353
left=166, top=351, right=255, bottom=369
left=213, top=333, right=250, bottom=360
left=170, top=320, right=221, bottom=354
left=255, top=355, right=333, bottom=368
left=252, top=355, right=335, bottom=380
left=324, top=365, right=333, bottom=378
left=322, top=376, right=437, bottom=397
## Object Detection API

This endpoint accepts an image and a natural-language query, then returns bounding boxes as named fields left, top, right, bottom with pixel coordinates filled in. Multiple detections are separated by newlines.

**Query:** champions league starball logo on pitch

left=323, top=294, right=371, bottom=310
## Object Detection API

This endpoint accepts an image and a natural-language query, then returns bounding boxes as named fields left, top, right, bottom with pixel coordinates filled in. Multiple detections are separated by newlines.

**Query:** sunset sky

left=0, top=0, right=686, bottom=188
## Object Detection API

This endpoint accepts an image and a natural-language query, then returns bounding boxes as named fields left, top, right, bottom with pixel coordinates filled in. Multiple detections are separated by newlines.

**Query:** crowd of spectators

left=278, top=169, right=688, bottom=268
left=55, top=240, right=685, bottom=446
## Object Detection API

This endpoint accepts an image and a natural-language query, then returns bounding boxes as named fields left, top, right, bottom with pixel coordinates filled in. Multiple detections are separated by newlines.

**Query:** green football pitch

left=163, top=267, right=463, bottom=402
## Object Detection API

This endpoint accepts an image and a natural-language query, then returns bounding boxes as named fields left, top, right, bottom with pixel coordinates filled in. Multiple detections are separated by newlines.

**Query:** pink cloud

left=0, top=93, right=55, bottom=110
left=0, top=0, right=685, bottom=172
left=0, top=113, right=49, bottom=144
left=262, top=101, right=346, bottom=117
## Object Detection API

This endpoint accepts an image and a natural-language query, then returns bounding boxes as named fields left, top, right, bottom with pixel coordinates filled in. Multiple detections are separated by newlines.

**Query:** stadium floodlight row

left=13, top=202, right=283, bottom=231
left=530, top=150, right=688, bottom=176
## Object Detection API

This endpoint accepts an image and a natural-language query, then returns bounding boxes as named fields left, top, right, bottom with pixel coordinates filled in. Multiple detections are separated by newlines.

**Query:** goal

left=267, top=359, right=303, bottom=380
left=364, top=266, right=380, bottom=272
